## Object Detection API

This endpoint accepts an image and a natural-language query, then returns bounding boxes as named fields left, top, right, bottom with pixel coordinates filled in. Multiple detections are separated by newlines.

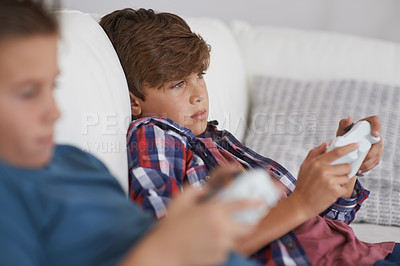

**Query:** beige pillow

left=245, top=76, right=400, bottom=226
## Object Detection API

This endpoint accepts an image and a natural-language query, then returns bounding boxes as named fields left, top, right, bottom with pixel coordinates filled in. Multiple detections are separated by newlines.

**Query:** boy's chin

left=191, top=123, right=208, bottom=136
left=0, top=145, right=55, bottom=169
left=37, top=148, right=55, bottom=166
left=24, top=147, right=55, bottom=169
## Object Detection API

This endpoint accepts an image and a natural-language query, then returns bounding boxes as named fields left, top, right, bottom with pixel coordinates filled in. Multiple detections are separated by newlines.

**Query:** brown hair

left=100, top=8, right=211, bottom=101
left=0, top=0, right=59, bottom=41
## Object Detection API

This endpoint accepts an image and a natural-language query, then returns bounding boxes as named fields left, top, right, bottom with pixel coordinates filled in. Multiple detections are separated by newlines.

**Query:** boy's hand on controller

left=294, top=142, right=359, bottom=218
left=358, top=116, right=383, bottom=173
left=164, top=179, right=258, bottom=266
left=336, top=116, right=383, bottom=174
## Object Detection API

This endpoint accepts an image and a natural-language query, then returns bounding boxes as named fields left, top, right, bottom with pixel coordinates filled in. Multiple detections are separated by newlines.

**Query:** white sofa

left=55, top=10, right=400, bottom=243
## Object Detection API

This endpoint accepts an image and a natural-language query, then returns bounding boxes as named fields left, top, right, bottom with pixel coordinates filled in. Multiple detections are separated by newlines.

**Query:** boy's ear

left=129, top=92, right=142, bottom=117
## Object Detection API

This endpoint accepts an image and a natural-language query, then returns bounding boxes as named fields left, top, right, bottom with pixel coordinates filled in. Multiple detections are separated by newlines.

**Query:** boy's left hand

left=336, top=116, right=383, bottom=174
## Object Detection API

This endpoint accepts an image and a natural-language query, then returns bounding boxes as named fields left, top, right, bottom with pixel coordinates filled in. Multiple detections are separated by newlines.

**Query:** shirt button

left=287, top=241, right=297, bottom=250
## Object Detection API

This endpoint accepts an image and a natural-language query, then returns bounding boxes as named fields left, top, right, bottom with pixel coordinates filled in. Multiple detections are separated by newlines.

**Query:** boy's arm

left=120, top=186, right=261, bottom=266
left=128, top=123, right=206, bottom=218
left=235, top=142, right=360, bottom=256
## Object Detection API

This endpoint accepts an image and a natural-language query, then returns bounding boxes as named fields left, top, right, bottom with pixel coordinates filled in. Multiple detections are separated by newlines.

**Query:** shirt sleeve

left=0, top=174, right=44, bottom=265
left=320, top=179, right=370, bottom=224
left=127, top=123, right=194, bottom=218
left=224, top=253, right=262, bottom=266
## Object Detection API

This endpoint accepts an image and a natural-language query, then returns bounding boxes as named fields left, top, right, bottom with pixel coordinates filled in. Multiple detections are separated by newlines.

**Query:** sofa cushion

left=55, top=10, right=131, bottom=194
left=245, top=75, right=400, bottom=226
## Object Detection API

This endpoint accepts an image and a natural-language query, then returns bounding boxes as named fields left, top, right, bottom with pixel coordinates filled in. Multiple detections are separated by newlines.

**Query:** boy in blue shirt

left=0, top=1, right=261, bottom=265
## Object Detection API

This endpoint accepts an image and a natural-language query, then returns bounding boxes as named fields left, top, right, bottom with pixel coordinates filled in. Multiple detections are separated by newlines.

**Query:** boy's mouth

left=191, top=109, right=207, bottom=120
left=37, top=134, right=54, bottom=147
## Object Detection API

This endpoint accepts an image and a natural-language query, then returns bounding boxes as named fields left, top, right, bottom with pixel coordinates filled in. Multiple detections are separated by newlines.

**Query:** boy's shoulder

left=126, top=117, right=241, bottom=147
left=127, top=117, right=226, bottom=137
left=53, top=145, right=109, bottom=172
left=127, top=116, right=196, bottom=142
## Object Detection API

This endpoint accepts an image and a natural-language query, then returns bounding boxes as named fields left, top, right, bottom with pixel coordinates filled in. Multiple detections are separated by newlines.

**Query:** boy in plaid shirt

left=101, top=8, right=399, bottom=265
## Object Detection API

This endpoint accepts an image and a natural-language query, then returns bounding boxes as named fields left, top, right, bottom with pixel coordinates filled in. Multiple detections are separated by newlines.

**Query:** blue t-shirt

left=0, top=145, right=154, bottom=266
left=0, top=145, right=259, bottom=266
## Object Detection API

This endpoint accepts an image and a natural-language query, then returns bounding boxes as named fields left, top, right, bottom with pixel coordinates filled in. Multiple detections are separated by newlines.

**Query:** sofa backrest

left=55, top=10, right=131, bottom=194
left=230, top=20, right=400, bottom=91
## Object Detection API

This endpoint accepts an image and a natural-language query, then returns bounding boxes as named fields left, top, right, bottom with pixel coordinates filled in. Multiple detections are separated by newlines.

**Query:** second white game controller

left=326, top=121, right=380, bottom=177
left=216, top=169, right=280, bottom=225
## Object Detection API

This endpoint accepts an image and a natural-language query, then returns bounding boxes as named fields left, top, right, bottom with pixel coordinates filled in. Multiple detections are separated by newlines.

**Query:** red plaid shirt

left=127, top=117, right=370, bottom=265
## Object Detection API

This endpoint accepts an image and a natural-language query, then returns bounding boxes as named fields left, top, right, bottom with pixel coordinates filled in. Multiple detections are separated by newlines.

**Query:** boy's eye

left=172, top=81, right=185, bottom=89
left=197, top=72, right=206, bottom=79
left=19, top=86, right=39, bottom=99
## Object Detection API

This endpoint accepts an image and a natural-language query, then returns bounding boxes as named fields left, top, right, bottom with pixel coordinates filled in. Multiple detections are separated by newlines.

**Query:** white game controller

left=216, top=169, right=280, bottom=225
left=326, top=121, right=380, bottom=177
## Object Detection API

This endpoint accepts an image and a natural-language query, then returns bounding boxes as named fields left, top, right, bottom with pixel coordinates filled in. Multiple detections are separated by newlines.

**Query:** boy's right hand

left=156, top=166, right=261, bottom=266
left=293, top=142, right=359, bottom=219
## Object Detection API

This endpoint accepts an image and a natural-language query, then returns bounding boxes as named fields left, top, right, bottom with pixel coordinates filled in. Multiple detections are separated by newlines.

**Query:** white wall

left=62, top=0, right=400, bottom=43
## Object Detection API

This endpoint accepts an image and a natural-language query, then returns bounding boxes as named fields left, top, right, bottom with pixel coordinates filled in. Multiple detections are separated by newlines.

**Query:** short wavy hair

left=0, top=0, right=59, bottom=40
left=100, top=8, right=211, bottom=100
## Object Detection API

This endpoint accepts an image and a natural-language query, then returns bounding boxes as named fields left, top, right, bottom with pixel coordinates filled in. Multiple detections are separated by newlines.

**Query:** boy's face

left=0, top=35, right=60, bottom=168
left=133, top=72, right=209, bottom=136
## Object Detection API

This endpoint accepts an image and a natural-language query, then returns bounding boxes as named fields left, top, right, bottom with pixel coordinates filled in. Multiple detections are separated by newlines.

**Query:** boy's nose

left=190, top=93, right=204, bottom=104
left=189, top=84, right=205, bottom=104
left=51, top=100, right=61, bottom=122
left=43, top=93, right=61, bottom=124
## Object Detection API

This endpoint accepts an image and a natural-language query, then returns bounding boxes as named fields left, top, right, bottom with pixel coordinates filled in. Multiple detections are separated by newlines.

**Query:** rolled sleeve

left=320, top=179, right=370, bottom=224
